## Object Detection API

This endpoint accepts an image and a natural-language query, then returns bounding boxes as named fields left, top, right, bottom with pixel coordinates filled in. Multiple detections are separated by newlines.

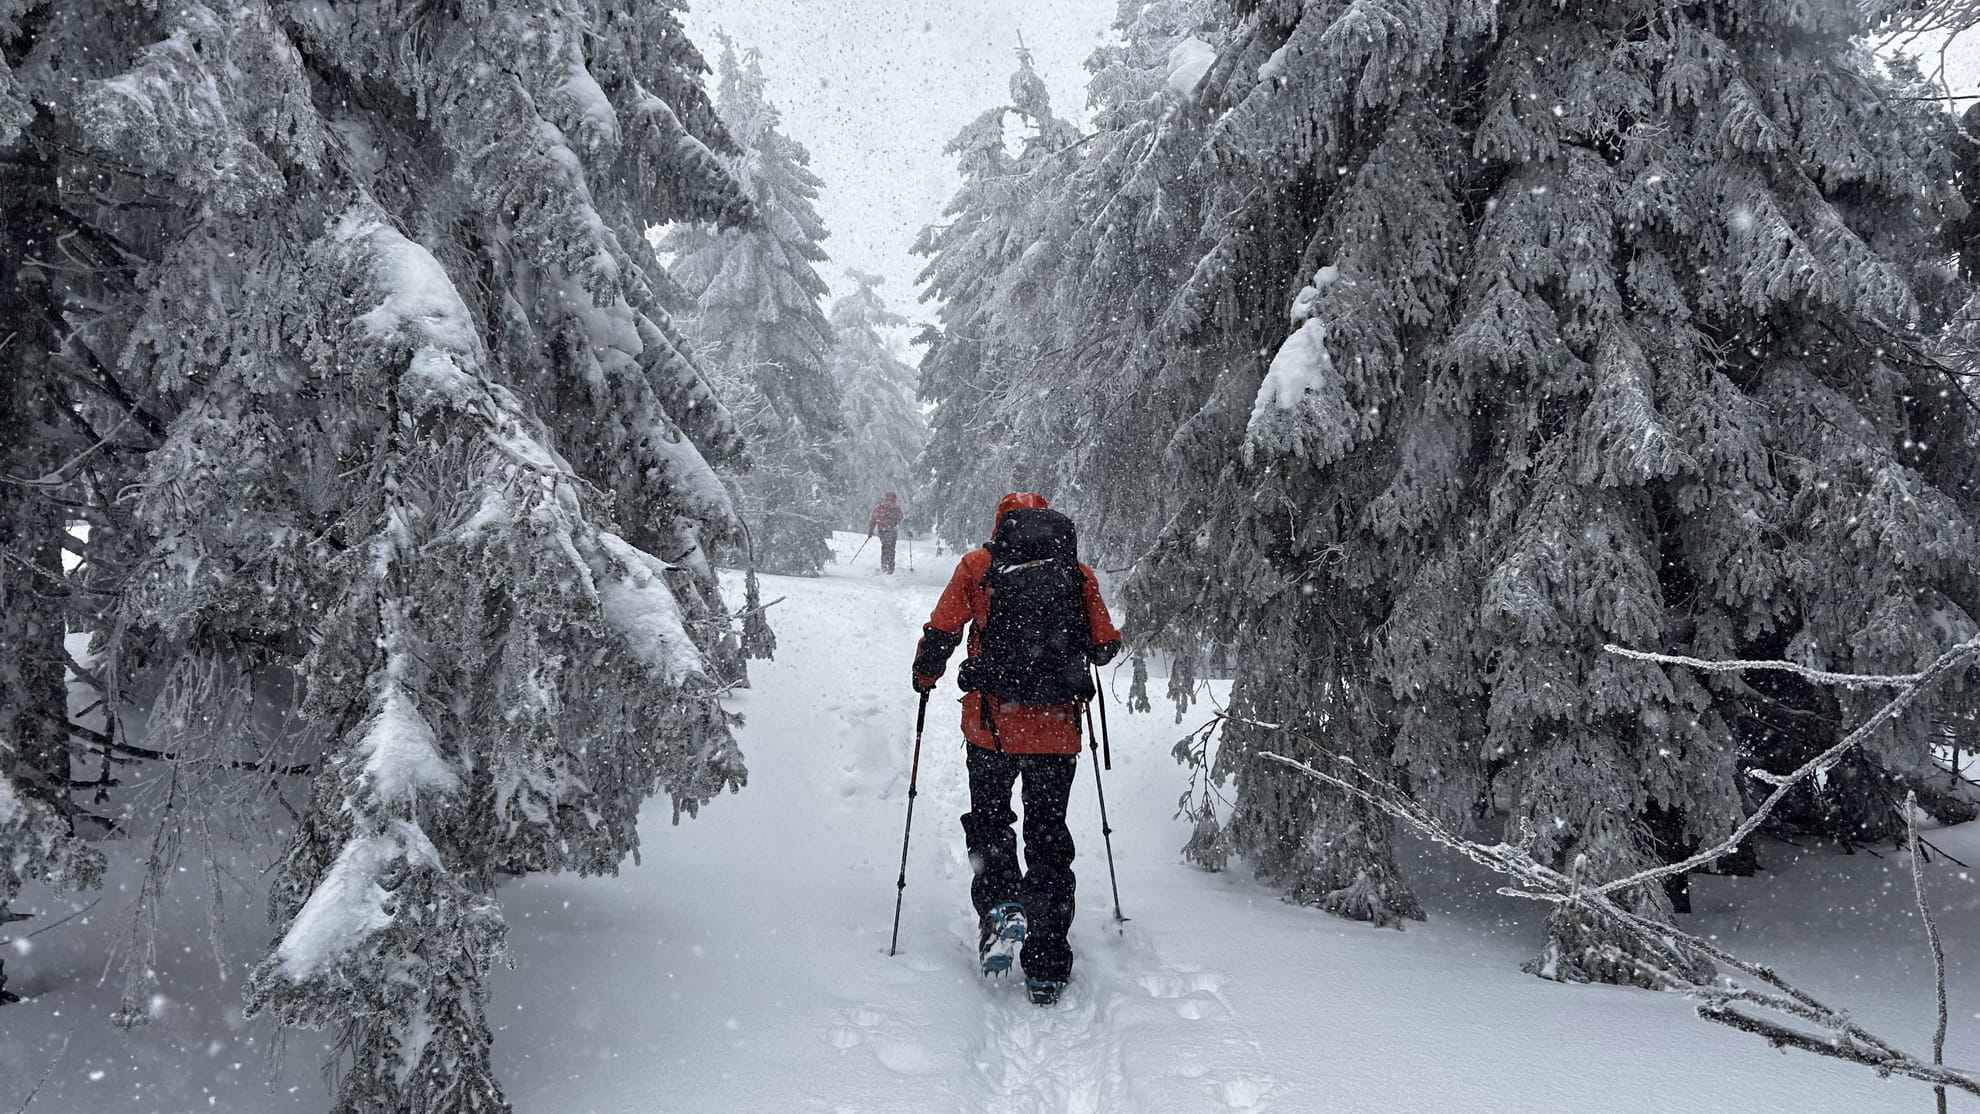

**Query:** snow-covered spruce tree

left=912, top=1, right=1248, bottom=720
left=0, top=174, right=106, bottom=1000
left=912, top=3, right=1238, bottom=562
left=1033, top=1, right=1234, bottom=560
left=662, top=42, right=843, bottom=575
left=1091, top=0, right=1980, bottom=981
left=914, top=46, right=1086, bottom=545
left=830, top=270, right=926, bottom=524
left=0, top=289, right=105, bottom=997
left=0, top=135, right=87, bottom=838
left=3, top=0, right=752, bottom=1103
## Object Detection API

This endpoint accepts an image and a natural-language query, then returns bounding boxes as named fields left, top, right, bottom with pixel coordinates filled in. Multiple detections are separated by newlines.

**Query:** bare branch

left=731, top=594, right=786, bottom=620
left=1222, top=666, right=1980, bottom=1102
left=0, top=417, right=132, bottom=489
left=1591, top=637, right=1980, bottom=898
left=1908, top=792, right=1952, bottom=1114
left=0, top=898, right=103, bottom=949
left=1602, top=642, right=1937, bottom=688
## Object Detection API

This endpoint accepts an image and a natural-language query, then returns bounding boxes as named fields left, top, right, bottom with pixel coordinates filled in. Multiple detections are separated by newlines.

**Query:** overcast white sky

left=680, top=0, right=1120, bottom=321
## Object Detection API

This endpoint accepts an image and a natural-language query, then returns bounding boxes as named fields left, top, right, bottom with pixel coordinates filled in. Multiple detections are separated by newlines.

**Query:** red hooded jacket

left=912, top=493, right=1122, bottom=755
left=868, top=494, right=904, bottom=533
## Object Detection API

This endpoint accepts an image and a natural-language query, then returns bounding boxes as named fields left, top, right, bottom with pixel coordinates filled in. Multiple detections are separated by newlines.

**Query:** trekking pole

left=889, top=690, right=931, bottom=957
left=851, top=534, right=872, bottom=565
left=1083, top=697, right=1128, bottom=929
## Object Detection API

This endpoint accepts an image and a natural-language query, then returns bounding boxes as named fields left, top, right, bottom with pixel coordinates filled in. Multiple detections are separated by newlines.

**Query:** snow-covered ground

left=4, top=529, right=1976, bottom=1111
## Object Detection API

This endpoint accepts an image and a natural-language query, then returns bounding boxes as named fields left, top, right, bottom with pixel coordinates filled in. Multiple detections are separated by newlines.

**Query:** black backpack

left=960, top=507, right=1097, bottom=706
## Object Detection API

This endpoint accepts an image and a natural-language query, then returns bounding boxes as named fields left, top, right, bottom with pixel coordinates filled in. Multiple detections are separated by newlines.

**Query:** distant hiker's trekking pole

left=1083, top=694, right=1128, bottom=929
left=890, top=690, right=931, bottom=956
left=852, top=535, right=872, bottom=565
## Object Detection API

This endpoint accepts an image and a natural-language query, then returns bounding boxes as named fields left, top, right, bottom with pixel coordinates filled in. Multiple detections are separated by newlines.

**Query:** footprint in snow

left=826, top=1001, right=958, bottom=1077
left=1220, top=1075, right=1275, bottom=1109
left=1173, top=995, right=1224, bottom=1021
left=1136, top=967, right=1225, bottom=1000
left=824, top=1026, right=862, bottom=1049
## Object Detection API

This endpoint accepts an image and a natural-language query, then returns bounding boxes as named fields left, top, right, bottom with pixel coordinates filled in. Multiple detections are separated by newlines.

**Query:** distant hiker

left=868, top=492, right=906, bottom=574
left=911, top=492, right=1121, bottom=1006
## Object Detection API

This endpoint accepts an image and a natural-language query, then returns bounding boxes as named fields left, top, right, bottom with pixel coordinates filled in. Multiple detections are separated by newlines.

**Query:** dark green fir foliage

left=1190, top=0, right=1979, bottom=978
left=917, top=0, right=1980, bottom=983
left=1181, top=0, right=1979, bottom=982
left=663, top=42, right=844, bottom=576
left=3, top=0, right=753, bottom=1106
left=831, top=270, right=927, bottom=524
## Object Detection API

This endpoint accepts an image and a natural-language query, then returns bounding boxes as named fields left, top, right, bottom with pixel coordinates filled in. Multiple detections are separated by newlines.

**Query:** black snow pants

left=961, top=745, right=1078, bottom=983
left=879, top=527, right=898, bottom=573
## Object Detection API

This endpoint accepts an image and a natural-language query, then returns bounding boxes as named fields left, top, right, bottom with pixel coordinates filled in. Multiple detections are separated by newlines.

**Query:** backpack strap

left=980, top=695, right=1005, bottom=753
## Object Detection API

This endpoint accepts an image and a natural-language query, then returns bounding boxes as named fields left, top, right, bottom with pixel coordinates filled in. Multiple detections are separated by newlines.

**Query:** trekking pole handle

left=1092, top=665, right=1113, bottom=771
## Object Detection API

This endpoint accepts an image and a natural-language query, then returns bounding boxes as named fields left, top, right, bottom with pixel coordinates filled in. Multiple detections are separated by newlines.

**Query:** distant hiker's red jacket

left=869, top=499, right=904, bottom=533
left=912, top=493, right=1122, bottom=755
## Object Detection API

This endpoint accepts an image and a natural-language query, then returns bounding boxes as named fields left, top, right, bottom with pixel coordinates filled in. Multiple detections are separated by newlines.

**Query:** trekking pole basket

left=1083, top=689, right=1128, bottom=929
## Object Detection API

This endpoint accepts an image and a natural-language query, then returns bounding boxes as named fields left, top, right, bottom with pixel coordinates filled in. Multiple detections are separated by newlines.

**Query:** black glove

left=913, top=626, right=961, bottom=691
left=1088, top=639, right=1122, bottom=667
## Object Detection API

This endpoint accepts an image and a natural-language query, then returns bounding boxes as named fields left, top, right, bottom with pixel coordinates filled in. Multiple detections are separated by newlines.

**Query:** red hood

left=991, top=492, right=1048, bottom=539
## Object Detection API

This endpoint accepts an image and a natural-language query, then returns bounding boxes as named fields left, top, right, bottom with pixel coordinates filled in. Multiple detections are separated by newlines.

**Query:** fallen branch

left=1226, top=638, right=1980, bottom=1104
left=1603, top=642, right=1949, bottom=689
left=9, top=1021, right=74, bottom=1112
left=1908, top=792, right=1952, bottom=1114
left=1590, top=637, right=1980, bottom=900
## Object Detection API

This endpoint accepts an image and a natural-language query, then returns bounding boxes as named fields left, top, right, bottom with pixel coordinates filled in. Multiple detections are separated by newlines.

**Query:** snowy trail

left=859, top=550, right=1275, bottom=1111
left=10, top=531, right=1974, bottom=1112
left=487, top=530, right=1976, bottom=1113
left=876, top=557, right=1277, bottom=1112
left=494, top=534, right=1277, bottom=1112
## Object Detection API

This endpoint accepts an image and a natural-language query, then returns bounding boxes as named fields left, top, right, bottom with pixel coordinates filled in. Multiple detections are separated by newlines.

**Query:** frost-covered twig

left=1601, top=642, right=1937, bottom=688
left=1908, top=793, right=1952, bottom=1114
left=0, top=898, right=101, bottom=949
left=731, top=594, right=785, bottom=619
left=1592, top=636, right=1980, bottom=899
left=10, top=1021, right=73, bottom=1113
left=1226, top=699, right=1980, bottom=1101
left=0, top=417, right=130, bottom=489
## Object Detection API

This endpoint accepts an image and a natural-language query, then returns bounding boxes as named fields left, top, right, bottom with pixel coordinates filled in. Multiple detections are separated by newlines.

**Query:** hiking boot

left=978, top=902, right=1027, bottom=976
left=1026, top=976, right=1065, bottom=1006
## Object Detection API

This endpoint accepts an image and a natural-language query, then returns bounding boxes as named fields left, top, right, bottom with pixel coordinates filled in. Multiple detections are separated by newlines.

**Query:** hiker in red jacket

left=868, top=492, right=906, bottom=574
left=911, top=492, right=1121, bottom=1005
